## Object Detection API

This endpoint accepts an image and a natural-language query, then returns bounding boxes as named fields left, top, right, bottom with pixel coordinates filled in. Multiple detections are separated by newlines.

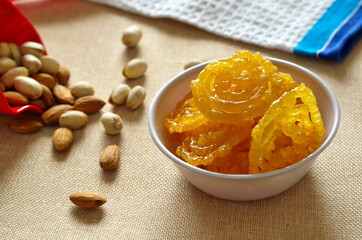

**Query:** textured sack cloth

left=88, top=0, right=362, bottom=61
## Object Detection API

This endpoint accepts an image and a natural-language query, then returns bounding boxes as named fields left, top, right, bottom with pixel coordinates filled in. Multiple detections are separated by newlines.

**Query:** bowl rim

left=148, top=57, right=340, bottom=180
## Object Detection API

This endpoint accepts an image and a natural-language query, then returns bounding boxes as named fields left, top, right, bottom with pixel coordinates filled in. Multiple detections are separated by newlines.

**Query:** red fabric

left=0, top=0, right=44, bottom=115
left=0, top=0, right=44, bottom=46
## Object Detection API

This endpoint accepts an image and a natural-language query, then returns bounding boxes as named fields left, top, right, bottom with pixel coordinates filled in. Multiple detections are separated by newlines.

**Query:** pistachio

left=70, top=81, right=94, bottom=98
left=31, top=73, right=56, bottom=90
left=126, top=85, right=146, bottom=110
left=9, top=43, right=21, bottom=65
left=122, top=25, right=142, bottom=47
left=14, top=76, right=43, bottom=99
left=59, top=110, right=88, bottom=130
left=21, top=54, right=41, bottom=75
left=101, top=112, right=123, bottom=135
left=55, top=64, right=70, bottom=85
left=0, top=43, right=11, bottom=57
left=122, top=58, right=147, bottom=79
left=20, top=41, right=44, bottom=58
left=40, top=56, right=60, bottom=74
left=109, top=83, right=130, bottom=105
left=0, top=57, right=16, bottom=74
left=1, top=66, right=29, bottom=88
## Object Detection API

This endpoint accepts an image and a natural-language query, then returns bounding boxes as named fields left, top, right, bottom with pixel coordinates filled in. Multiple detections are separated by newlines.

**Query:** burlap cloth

left=0, top=0, right=361, bottom=239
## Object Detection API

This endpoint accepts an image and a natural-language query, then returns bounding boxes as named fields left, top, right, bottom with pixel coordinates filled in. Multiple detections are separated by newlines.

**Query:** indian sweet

left=164, top=50, right=325, bottom=174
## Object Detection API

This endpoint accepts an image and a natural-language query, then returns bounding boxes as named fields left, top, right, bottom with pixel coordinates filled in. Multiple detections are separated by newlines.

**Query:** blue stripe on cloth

left=293, top=0, right=361, bottom=59
left=319, top=4, right=362, bottom=61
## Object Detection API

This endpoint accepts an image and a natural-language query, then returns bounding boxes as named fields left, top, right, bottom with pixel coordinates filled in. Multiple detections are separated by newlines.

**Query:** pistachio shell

left=14, top=76, right=43, bottom=99
left=122, top=58, right=147, bottom=79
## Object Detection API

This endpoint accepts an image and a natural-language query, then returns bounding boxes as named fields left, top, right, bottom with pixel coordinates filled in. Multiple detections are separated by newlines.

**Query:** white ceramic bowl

left=148, top=58, right=340, bottom=201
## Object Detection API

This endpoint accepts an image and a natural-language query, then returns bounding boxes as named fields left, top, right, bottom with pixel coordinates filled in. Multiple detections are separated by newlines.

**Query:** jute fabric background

left=0, top=0, right=360, bottom=239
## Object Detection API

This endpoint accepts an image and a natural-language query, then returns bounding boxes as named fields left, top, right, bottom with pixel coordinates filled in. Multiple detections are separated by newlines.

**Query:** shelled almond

left=8, top=118, right=42, bottom=133
left=69, top=191, right=106, bottom=208
left=31, top=73, right=56, bottom=90
left=74, top=96, right=105, bottom=114
left=3, top=91, right=29, bottom=105
left=52, top=127, right=73, bottom=151
left=53, top=85, right=74, bottom=104
left=41, top=104, right=74, bottom=125
left=99, top=145, right=121, bottom=170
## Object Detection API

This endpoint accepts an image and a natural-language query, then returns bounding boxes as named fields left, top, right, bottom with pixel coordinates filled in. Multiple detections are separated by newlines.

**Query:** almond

left=53, top=85, right=74, bottom=104
left=0, top=82, right=5, bottom=92
left=3, top=91, right=29, bottom=106
left=74, top=96, right=105, bottom=114
left=99, top=145, right=120, bottom=170
left=31, top=73, right=56, bottom=89
left=29, top=99, right=47, bottom=110
left=40, top=84, right=53, bottom=107
left=41, top=104, right=73, bottom=125
left=55, top=64, right=70, bottom=85
left=8, top=118, right=42, bottom=133
left=69, top=191, right=106, bottom=208
left=52, top=127, right=73, bottom=151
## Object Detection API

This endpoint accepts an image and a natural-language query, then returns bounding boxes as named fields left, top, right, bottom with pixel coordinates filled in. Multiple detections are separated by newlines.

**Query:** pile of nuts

left=1, top=25, right=149, bottom=208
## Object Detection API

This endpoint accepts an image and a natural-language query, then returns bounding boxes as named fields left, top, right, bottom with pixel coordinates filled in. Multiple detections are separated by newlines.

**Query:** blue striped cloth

left=294, top=0, right=362, bottom=61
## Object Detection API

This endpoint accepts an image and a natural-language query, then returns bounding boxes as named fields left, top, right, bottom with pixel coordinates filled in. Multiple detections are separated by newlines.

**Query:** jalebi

left=164, top=92, right=208, bottom=134
left=176, top=121, right=253, bottom=166
left=206, top=138, right=251, bottom=174
left=190, top=50, right=298, bottom=124
left=163, top=50, right=325, bottom=175
left=248, top=84, right=325, bottom=174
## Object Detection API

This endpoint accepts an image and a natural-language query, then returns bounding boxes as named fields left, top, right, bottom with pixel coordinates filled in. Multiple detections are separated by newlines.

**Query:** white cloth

left=87, top=0, right=334, bottom=52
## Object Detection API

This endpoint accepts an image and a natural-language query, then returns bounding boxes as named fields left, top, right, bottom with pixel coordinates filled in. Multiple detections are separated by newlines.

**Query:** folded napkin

left=88, top=0, right=362, bottom=61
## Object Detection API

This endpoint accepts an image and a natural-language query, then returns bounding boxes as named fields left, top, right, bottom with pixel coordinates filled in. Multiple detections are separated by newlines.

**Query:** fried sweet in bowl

left=148, top=57, right=340, bottom=201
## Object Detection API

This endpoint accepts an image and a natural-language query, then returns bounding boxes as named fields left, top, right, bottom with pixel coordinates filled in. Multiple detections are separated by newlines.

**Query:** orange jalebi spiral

left=248, top=84, right=325, bottom=174
left=164, top=92, right=208, bottom=134
left=176, top=121, right=253, bottom=167
left=191, top=50, right=298, bottom=124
